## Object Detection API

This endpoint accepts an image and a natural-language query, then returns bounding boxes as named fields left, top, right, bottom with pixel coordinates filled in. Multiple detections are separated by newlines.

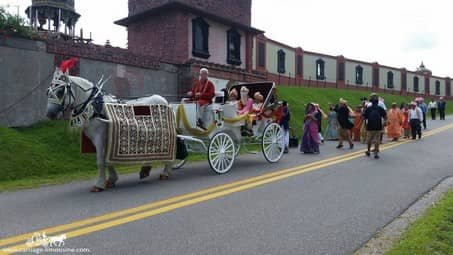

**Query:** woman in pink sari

left=237, top=86, right=254, bottom=115
left=300, top=103, right=321, bottom=154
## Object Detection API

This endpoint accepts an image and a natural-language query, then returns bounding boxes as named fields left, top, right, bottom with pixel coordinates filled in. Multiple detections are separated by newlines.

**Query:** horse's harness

left=47, top=75, right=104, bottom=127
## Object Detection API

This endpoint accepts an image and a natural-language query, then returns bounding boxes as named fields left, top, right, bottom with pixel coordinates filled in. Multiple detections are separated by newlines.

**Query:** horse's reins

left=48, top=78, right=99, bottom=119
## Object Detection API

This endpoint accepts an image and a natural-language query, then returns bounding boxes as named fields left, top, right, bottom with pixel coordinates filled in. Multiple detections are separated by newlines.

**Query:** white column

left=57, top=9, right=61, bottom=32
left=29, top=6, right=32, bottom=28
left=35, top=9, right=38, bottom=29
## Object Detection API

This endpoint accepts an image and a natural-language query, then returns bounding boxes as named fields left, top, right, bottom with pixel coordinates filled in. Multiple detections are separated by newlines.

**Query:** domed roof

left=31, top=0, right=76, bottom=12
left=416, top=61, right=432, bottom=74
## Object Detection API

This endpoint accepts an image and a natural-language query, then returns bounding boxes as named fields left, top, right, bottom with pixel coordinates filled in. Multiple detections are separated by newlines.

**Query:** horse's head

left=46, top=68, right=72, bottom=120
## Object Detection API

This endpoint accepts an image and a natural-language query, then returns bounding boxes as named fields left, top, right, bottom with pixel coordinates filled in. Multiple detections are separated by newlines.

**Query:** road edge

left=354, top=176, right=453, bottom=255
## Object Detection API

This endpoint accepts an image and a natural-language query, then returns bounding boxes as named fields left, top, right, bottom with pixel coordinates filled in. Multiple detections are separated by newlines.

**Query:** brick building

left=115, top=0, right=266, bottom=90
left=115, top=0, right=451, bottom=98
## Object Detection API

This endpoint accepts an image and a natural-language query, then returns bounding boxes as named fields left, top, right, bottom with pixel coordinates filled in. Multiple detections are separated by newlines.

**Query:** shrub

left=0, top=7, right=39, bottom=39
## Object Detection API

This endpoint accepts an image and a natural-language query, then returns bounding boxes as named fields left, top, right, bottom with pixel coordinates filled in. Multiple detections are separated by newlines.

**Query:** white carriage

left=170, top=82, right=284, bottom=174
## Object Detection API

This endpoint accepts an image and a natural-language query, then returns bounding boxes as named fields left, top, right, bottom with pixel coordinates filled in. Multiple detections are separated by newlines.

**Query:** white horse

left=46, top=68, right=174, bottom=192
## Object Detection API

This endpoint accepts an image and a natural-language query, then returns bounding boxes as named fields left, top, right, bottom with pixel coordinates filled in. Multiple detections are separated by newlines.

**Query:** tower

left=25, top=0, right=80, bottom=36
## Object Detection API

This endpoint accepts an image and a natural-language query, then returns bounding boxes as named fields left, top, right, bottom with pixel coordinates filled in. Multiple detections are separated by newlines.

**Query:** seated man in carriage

left=187, top=68, right=216, bottom=129
left=227, top=88, right=239, bottom=105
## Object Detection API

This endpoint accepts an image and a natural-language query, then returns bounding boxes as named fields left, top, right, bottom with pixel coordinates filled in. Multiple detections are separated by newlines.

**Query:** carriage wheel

left=172, top=159, right=187, bottom=170
left=262, top=123, right=284, bottom=163
left=208, top=132, right=235, bottom=174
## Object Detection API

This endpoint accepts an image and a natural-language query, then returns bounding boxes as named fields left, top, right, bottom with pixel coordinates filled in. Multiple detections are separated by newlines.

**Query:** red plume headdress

left=59, top=57, right=79, bottom=73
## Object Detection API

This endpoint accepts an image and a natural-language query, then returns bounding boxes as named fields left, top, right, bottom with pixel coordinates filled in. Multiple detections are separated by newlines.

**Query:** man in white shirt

left=428, top=99, right=437, bottom=120
left=408, top=102, right=423, bottom=139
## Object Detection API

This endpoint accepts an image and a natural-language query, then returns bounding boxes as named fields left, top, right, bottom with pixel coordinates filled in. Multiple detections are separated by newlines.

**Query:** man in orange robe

left=386, top=102, right=403, bottom=141
left=187, top=68, right=215, bottom=128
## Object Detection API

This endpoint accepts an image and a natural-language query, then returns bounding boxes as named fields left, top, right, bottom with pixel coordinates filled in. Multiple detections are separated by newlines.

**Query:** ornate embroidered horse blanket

left=104, top=104, right=176, bottom=164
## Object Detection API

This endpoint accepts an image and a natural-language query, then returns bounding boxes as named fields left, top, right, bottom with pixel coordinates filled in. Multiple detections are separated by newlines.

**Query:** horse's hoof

left=139, top=166, right=152, bottom=180
left=90, top=186, right=104, bottom=193
left=105, top=180, right=116, bottom=189
left=159, top=174, right=169, bottom=181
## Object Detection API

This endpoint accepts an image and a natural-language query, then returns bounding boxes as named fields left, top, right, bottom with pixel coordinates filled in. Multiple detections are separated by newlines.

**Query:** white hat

left=240, top=86, right=249, bottom=93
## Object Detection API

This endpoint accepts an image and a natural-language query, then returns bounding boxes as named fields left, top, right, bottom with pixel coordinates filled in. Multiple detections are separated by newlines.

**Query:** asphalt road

left=1, top=119, right=452, bottom=255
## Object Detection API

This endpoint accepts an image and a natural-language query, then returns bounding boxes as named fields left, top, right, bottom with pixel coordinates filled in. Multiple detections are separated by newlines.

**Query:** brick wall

left=127, top=9, right=189, bottom=64
left=128, top=0, right=252, bottom=26
left=46, top=40, right=161, bottom=69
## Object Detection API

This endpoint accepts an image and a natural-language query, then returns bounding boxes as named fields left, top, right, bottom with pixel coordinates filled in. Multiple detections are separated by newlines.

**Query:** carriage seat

left=214, top=91, right=225, bottom=104
left=223, top=103, right=238, bottom=118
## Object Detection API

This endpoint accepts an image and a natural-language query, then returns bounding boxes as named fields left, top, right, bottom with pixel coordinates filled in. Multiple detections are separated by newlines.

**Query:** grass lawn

left=0, top=86, right=451, bottom=191
left=0, top=120, right=207, bottom=191
left=385, top=189, right=453, bottom=255
left=278, top=86, right=453, bottom=138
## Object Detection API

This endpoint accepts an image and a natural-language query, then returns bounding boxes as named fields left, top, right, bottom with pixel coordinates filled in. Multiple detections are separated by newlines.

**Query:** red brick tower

left=115, top=0, right=260, bottom=68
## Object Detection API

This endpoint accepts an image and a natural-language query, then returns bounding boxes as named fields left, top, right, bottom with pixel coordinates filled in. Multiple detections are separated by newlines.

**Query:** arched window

left=355, top=65, right=363, bottom=85
left=257, top=42, right=265, bottom=68
left=338, top=62, right=345, bottom=81
left=277, top=50, right=286, bottom=74
left=316, top=59, right=325, bottom=80
left=413, top=76, right=419, bottom=92
left=192, top=17, right=210, bottom=58
left=435, top=80, right=441, bottom=95
left=387, top=71, right=394, bottom=89
left=227, top=29, right=241, bottom=65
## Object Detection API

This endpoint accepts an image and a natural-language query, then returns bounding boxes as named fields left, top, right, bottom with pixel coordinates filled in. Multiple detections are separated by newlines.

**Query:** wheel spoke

left=212, top=156, right=219, bottom=169
left=220, top=157, right=226, bottom=170
left=220, top=135, right=226, bottom=147
left=270, top=144, right=276, bottom=160
left=211, top=153, right=220, bottom=162
left=224, top=143, right=234, bottom=151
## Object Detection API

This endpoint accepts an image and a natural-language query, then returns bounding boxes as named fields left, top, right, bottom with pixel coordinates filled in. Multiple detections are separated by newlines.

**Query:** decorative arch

left=277, top=49, right=286, bottom=74
left=355, top=65, right=363, bottom=85
left=316, top=59, right=325, bottom=80
left=192, top=17, right=210, bottom=58
left=387, top=71, right=394, bottom=89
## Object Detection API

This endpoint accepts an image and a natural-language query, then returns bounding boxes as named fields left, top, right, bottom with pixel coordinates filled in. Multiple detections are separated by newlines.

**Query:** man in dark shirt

left=335, top=99, right=354, bottom=149
left=363, top=94, right=387, bottom=159
left=279, top=101, right=291, bottom=153
left=437, top=97, right=446, bottom=120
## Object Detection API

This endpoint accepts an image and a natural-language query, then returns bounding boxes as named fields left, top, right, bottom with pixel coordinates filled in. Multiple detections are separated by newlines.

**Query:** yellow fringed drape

left=176, top=105, right=217, bottom=136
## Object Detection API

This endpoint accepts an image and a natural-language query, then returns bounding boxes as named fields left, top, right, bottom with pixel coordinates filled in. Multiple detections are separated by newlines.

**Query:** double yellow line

left=1, top=123, right=453, bottom=254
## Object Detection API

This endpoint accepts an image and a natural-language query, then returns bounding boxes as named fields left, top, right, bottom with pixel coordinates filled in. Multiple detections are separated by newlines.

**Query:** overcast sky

left=3, top=0, right=451, bottom=77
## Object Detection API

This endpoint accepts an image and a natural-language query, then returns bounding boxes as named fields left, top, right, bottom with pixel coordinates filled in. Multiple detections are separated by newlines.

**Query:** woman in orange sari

left=386, top=102, right=403, bottom=141
left=401, top=103, right=411, bottom=138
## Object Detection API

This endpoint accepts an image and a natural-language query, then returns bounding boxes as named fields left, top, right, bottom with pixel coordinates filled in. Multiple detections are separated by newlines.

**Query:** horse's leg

left=88, top=120, right=108, bottom=192
left=106, top=166, right=118, bottom=188
left=139, top=165, right=152, bottom=180
left=92, top=151, right=107, bottom=192
left=159, top=163, right=173, bottom=180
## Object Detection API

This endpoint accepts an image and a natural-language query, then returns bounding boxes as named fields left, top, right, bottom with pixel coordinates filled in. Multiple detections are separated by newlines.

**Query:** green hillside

left=0, top=121, right=98, bottom=190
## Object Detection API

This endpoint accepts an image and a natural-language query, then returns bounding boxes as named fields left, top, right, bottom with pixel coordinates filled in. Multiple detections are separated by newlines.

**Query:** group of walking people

left=296, top=93, right=447, bottom=159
